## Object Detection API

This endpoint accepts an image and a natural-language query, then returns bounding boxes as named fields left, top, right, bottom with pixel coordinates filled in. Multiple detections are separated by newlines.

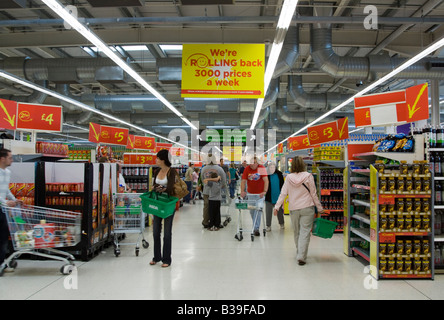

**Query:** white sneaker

left=266, top=226, right=271, bottom=232
left=280, top=224, right=285, bottom=229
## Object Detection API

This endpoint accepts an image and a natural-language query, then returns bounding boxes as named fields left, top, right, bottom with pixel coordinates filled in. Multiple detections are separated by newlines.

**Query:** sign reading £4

left=181, top=44, right=265, bottom=99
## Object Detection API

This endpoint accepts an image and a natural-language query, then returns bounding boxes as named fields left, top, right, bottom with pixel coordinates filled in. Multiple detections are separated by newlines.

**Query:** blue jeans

left=184, top=181, right=192, bottom=203
left=229, top=180, right=237, bottom=198
left=247, top=193, right=264, bottom=231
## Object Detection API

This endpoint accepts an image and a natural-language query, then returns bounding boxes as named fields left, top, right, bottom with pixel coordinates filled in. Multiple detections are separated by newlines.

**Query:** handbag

left=173, top=175, right=189, bottom=199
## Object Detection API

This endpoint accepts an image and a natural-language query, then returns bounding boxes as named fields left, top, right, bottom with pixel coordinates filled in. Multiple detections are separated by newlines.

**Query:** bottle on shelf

left=436, top=181, right=443, bottom=206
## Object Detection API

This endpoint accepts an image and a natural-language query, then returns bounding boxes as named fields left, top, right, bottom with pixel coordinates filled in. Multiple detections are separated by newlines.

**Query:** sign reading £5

left=181, top=44, right=265, bottom=99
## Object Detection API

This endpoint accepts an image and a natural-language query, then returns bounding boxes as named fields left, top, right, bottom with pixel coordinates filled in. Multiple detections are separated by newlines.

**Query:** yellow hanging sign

left=181, top=44, right=265, bottom=99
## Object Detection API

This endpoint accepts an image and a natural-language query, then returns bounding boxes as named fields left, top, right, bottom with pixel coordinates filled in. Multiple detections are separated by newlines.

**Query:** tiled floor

left=1, top=200, right=443, bottom=300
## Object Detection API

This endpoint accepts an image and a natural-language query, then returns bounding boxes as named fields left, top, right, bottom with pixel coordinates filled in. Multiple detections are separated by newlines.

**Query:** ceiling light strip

left=41, top=0, right=196, bottom=131
left=265, top=35, right=444, bottom=154
left=250, top=0, right=298, bottom=130
left=0, top=70, right=199, bottom=153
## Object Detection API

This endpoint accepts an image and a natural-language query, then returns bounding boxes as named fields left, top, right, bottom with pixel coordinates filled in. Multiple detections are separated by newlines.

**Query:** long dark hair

left=157, top=149, right=172, bottom=167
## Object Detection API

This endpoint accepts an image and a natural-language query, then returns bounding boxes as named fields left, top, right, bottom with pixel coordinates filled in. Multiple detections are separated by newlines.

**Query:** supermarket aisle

left=1, top=200, right=444, bottom=300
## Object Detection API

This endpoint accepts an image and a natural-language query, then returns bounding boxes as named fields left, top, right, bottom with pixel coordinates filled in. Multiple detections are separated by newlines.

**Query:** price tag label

left=307, top=117, right=348, bottom=146
left=287, top=135, right=310, bottom=151
left=99, top=125, right=129, bottom=146
left=124, top=153, right=157, bottom=165
left=17, top=103, right=62, bottom=132
left=134, top=136, right=156, bottom=151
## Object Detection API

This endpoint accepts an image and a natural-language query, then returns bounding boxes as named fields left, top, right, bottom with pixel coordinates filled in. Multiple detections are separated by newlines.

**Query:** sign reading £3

left=181, top=44, right=265, bottom=99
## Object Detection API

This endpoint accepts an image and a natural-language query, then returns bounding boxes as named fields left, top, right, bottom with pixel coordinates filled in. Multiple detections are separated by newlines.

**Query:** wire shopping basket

left=140, top=191, right=178, bottom=219
left=1, top=204, right=81, bottom=276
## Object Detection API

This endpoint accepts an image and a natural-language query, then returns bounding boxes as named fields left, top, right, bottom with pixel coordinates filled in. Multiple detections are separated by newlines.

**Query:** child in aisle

left=204, top=172, right=222, bottom=231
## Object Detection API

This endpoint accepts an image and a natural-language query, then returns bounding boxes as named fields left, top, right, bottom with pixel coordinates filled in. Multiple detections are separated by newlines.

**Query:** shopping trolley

left=113, top=193, right=149, bottom=257
left=0, top=204, right=81, bottom=276
left=234, top=196, right=266, bottom=241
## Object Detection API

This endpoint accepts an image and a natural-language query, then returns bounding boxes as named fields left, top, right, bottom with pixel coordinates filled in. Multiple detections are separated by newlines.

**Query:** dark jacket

left=153, top=167, right=179, bottom=197
left=265, top=170, right=285, bottom=203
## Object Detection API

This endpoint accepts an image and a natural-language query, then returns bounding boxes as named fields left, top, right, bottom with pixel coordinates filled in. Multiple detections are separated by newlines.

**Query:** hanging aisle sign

left=0, top=98, right=17, bottom=130
left=288, top=135, right=310, bottom=151
left=88, top=122, right=129, bottom=146
left=354, top=83, right=429, bottom=127
left=181, top=44, right=265, bottom=99
left=307, top=117, right=349, bottom=146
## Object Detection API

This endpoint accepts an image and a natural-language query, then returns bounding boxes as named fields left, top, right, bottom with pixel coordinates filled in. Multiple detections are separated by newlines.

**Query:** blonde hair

left=291, top=156, right=306, bottom=173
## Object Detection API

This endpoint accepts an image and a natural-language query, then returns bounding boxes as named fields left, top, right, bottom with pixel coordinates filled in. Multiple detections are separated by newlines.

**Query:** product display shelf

left=35, top=162, right=117, bottom=261
left=121, top=164, right=153, bottom=192
left=317, top=166, right=345, bottom=232
left=344, top=165, right=372, bottom=262
left=368, top=163, right=434, bottom=280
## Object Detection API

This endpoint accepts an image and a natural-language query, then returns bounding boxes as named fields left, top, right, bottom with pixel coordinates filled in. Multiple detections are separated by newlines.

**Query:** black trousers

left=208, top=200, right=221, bottom=228
left=0, top=208, right=9, bottom=265
left=152, top=212, right=175, bottom=265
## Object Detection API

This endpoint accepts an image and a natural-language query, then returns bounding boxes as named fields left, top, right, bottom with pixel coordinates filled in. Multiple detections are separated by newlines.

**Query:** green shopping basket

left=140, top=191, right=178, bottom=219
left=312, top=218, right=338, bottom=239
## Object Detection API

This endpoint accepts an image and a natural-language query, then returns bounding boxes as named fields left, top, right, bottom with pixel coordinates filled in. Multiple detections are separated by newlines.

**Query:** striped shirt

left=0, top=167, right=15, bottom=206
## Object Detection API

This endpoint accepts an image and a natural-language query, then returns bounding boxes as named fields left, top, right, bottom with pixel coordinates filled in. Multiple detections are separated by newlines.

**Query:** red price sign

left=17, top=103, right=62, bottom=132
left=156, top=143, right=172, bottom=152
left=307, top=117, right=348, bottom=146
left=89, top=122, right=101, bottom=143
left=134, top=136, right=156, bottom=151
left=0, top=98, right=17, bottom=130
left=171, top=147, right=185, bottom=157
left=126, top=134, right=135, bottom=149
left=99, top=125, right=129, bottom=146
left=123, top=154, right=157, bottom=165
left=288, top=135, right=310, bottom=151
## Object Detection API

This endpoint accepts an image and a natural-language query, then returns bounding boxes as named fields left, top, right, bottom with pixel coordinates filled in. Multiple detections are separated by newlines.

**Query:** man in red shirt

left=241, top=156, right=269, bottom=236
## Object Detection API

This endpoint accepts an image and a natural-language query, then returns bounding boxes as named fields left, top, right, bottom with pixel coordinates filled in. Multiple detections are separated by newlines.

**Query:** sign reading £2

left=181, top=44, right=265, bottom=99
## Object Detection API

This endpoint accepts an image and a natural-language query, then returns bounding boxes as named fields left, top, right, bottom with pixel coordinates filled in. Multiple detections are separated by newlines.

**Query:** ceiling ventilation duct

left=0, top=0, right=26, bottom=8
left=311, top=26, right=444, bottom=81
left=85, top=0, right=142, bottom=7
left=181, top=0, right=235, bottom=4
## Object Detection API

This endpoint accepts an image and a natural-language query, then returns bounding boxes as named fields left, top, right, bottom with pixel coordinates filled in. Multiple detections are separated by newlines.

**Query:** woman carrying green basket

left=274, top=156, right=325, bottom=266
left=148, top=149, right=180, bottom=268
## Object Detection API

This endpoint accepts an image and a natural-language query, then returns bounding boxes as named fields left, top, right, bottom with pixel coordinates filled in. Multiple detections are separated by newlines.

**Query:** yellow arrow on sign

left=0, top=100, right=15, bottom=127
left=407, top=84, right=428, bottom=119
left=90, top=122, right=100, bottom=142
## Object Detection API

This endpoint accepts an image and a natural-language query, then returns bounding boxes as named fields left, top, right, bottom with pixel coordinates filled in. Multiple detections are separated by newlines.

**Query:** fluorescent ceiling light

left=41, top=0, right=196, bottom=131
left=159, top=45, right=183, bottom=51
left=0, top=70, right=200, bottom=154
left=250, top=0, right=297, bottom=130
left=265, top=35, right=444, bottom=154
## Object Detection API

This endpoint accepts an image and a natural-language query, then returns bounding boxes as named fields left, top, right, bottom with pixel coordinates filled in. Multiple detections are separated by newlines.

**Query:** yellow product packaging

left=388, top=177, right=396, bottom=192
left=387, top=242, right=396, bottom=255
left=388, top=257, right=396, bottom=272
left=422, top=258, right=430, bottom=273
left=399, top=161, right=409, bottom=175
left=388, top=215, right=396, bottom=230
left=414, top=240, right=422, bottom=254
left=380, top=177, right=387, bottom=192
left=405, top=215, right=413, bottom=230
left=404, top=258, right=412, bottom=272
left=412, top=161, right=421, bottom=175
left=423, top=178, right=430, bottom=192
left=422, top=161, right=430, bottom=174
left=397, top=215, right=405, bottom=230
left=380, top=258, right=387, bottom=272
left=414, top=216, right=422, bottom=230
left=414, top=258, right=422, bottom=272
left=380, top=216, right=388, bottom=230
left=422, top=240, right=430, bottom=255
left=397, top=178, right=405, bottom=192
left=405, top=177, right=413, bottom=192
left=414, top=177, right=422, bottom=192
left=396, top=258, right=404, bottom=272
left=396, top=240, right=404, bottom=255
left=380, top=243, right=387, bottom=255
left=422, top=199, right=430, bottom=212
left=414, top=199, right=422, bottom=213
left=422, top=216, right=430, bottom=230
left=405, top=240, right=413, bottom=254
left=405, top=198, right=413, bottom=212
left=396, top=198, right=405, bottom=212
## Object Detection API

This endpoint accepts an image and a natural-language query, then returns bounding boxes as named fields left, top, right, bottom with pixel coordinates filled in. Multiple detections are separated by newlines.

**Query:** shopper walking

left=200, top=154, right=227, bottom=228
left=228, top=163, right=238, bottom=199
left=0, top=149, right=21, bottom=269
left=204, top=172, right=222, bottom=231
left=240, top=157, right=268, bottom=236
left=150, top=149, right=180, bottom=268
left=265, top=162, right=285, bottom=231
left=274, top=156, right=324, bottom=265
left=184, top=163, right=194, bottom=204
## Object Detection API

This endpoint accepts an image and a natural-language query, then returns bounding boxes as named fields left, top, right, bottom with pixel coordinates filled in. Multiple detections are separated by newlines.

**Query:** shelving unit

left=317, top=167, right=345, bottom=232
left=368, top=163, right=434, bottom=280
left=344, top=166, right=372, bottom=261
